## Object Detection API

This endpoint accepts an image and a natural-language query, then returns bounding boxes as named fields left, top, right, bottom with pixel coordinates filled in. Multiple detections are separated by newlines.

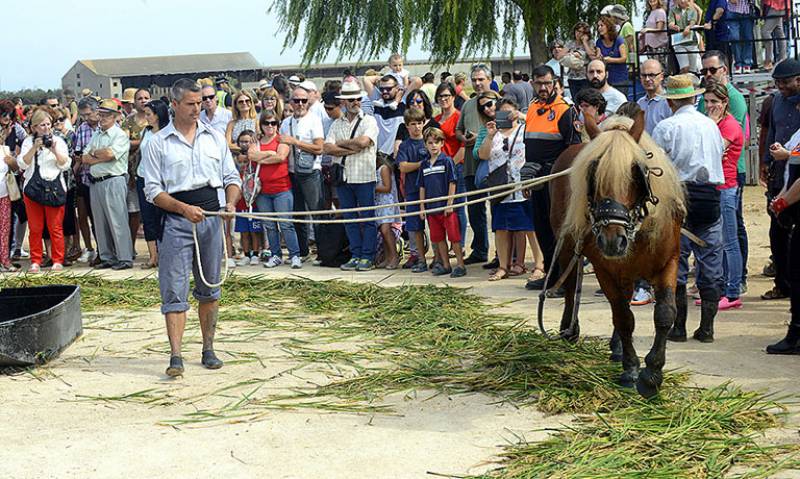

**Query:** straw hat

left=81, top=88, right=93, bottom=97
left=97, top=99, right=122, bottom=114
left=664, top=74, right=705, bottom=100
left=121, top=88, right=137, bottom=104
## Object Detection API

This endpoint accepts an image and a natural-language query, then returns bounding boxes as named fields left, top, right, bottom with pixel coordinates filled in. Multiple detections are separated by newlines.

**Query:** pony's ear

left=584, top=111, right=601, bottom=139
left=630, top=110, right=645, bottom=143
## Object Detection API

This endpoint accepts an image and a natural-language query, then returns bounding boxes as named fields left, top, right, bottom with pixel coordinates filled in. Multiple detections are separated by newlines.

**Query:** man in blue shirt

left=636, top=59, right=672, bottom=135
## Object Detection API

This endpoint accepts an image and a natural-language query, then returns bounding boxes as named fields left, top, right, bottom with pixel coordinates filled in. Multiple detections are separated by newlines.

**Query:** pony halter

left=586, top=159, right=662, bottom=244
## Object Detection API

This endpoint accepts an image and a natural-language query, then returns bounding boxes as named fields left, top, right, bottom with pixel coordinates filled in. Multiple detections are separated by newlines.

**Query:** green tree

left=271, top=0, right=635, bottom=67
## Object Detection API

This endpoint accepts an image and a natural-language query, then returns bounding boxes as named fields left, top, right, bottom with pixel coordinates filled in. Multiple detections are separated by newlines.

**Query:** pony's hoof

left=636, top=369, right=661, bottom=399
left=619, top=371, right=638, bottom=388
left=559, top=328, right=580, bottom=343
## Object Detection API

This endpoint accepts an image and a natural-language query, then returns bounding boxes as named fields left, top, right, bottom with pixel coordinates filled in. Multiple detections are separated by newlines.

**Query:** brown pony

left=548, top=112, right=685, bottom=398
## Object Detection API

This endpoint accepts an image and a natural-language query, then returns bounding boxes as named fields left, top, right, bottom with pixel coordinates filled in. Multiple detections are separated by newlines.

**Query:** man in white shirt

left=141, top=78, right=241, bottom=377
left=199, top=85, right=232, bottom=136
left=587, top=60, right=627, bottom=114
left=652, top=74, right=724, bottom=345
left=280, top=86, right=325, bottom=260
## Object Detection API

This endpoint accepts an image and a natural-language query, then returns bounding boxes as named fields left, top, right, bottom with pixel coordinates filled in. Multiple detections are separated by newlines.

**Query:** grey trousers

left=89, top=175, right=133, bottom=265
left=762, top=7, right=787, bottom=65
left=158, top=214, right=223, bottom=314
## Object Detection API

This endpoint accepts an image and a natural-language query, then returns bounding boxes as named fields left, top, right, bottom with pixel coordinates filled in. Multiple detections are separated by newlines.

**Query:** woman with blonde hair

left=16, top=108, right=71, bottom=273
left=259, top=87, right=284, bottom=120
left=225, top=90, right=258, bottom=154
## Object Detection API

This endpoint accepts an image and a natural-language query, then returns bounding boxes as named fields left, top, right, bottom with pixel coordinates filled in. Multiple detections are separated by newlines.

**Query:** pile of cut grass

left=6, top=273, right=799, bottom=477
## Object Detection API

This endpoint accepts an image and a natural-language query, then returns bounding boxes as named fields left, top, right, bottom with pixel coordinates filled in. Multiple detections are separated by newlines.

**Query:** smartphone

left=495, top=110, right=512, bottom=129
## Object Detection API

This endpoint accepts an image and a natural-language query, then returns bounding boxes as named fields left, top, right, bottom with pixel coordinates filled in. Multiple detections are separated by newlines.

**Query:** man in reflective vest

left=524, top=64, right=581, bottom=290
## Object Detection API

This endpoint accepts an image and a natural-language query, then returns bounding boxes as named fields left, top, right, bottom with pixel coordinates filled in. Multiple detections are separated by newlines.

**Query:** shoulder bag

left=331, top=116, right=363, bottom=188
left=290, top=119, right=316, bottom=175
left=486, top=126, right=521, bottom=206
left=3, top=145, right=20, bottom=201
left=23, top=149, right=66, bottom=207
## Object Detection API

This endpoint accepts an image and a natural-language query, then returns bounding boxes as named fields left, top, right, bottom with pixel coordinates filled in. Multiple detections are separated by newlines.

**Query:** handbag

left=331, top=116, right=363, bottom=188
left=23, top=150, right=66, bottom=207
left=289, top=119, right=316, bottom=175
left=486, top=126, right=521, bottom=206
left=474, top=158, right=489, bottom=189
left=3, top=145, right=20, bottom=201
left=242, top=162, right=261, bottom=212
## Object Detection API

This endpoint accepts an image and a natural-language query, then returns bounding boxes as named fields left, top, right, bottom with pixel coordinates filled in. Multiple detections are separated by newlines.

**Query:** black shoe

left=464, top=255, right=487, bottom=265
left=666, top=327, right=687, bottom=342
left=165, top=356, right=184, bottom=377
left=482, top=257, right=500, bottom=270
left=545, top=287, right=565, bottom=298
left=111, top=262, right=132, bottom=271
left=411, top=260, right=428, bottom=273
left=431, top=264, right=452, bottom=276
left=594, top=288, right=605, bottom=297
left=201, top=350, right=224, bottom=369
left=692, top=328, right=714, bottom=343
left=525, top=277, right=546, bottom=291
left=763, top=261, right=776, bottom=278
left=95, top=261, right=115, bottom=269
left=766, top=337, right=800, bottom=355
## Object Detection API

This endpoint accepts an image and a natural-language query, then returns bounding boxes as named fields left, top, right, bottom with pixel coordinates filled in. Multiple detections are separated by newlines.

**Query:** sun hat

left=121, top=88, right=137, bottom=104
left=336, top=81, right=366, bottom=100
left=97, top=99, right=122, bottom=114
left=81, top=88, right=93, bottom=96
left=258, top=79, right=270, bottom=89
left=601, top=4, right=630, bottom=21
left=664, top=74, right=705, bottom=99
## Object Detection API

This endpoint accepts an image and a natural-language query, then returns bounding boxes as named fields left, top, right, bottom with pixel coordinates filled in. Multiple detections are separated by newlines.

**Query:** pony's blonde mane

left=563, top=115, right=685, bottom=248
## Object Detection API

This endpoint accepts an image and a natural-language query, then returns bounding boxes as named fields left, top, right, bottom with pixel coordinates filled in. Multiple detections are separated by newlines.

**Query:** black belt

left=89, top=174, right=122, bottom=184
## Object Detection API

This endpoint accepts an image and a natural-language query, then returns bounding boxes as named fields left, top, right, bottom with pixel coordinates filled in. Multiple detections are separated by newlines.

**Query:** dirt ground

left=1, top=186, right=799, bottom=478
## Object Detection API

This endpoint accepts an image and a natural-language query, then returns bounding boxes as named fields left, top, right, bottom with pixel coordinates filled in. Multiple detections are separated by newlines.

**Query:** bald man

left=636, top=59, right=672, bottom=134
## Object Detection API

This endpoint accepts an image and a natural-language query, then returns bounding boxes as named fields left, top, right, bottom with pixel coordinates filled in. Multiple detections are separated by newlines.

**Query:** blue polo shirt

left=418, top=153, right=457, bottom=211
left=705, top=0, right=730, bottom=41
left=396, top=137, right=427, bottom=197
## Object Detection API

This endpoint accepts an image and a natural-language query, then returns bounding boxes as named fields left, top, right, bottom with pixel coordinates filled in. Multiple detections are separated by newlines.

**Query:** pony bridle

left=586, top=158, right=662, bottom=244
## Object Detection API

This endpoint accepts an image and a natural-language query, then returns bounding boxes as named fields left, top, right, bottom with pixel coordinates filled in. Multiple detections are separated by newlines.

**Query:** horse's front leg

left=558, top=240, right=580, bottom=342
left=597, top=270, right=638, bottom=387
left=637, top=258, right=678, bottom=399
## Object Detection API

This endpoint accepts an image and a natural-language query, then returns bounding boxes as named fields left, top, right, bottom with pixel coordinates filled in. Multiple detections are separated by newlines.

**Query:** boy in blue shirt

left=397, top=108, right=430, bottom=272
left=418, top=127, right=466, bottom=278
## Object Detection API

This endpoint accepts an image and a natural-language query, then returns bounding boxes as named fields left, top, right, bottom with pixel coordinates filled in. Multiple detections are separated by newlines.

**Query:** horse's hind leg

left=597, top=271, right=638, bottom=387
left=637, top=259, right=679, bottom=398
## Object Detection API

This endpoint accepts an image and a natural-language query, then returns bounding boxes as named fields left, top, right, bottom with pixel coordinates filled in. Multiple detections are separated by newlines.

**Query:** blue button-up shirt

left=141, top=120, right=241, bottom=204
left=637, top=93, right=673, bottom=135
left=652, top=104, right=725, bottom=185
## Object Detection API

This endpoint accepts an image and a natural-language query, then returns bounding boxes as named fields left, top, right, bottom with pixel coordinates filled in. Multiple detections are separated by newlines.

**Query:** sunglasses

left=236, top=99, right=252, bottom=105
left=54, top=117, right=65, bottom=123
left=345, top=98, right=361, bottom=103
left=502, top=137, right=510, bottom=152
left=478, top=100, right=496, bottom=111
left=261, top=120, right=280, bottom=126
left=437, top=93, right=453, bottom=100
left=324, top=104, right=338, bottom=111
left=700, top=66, right=723, bottom=75
left=378, top=87, right=395, bottom=93
left=291, top=98, right=308, bottom=104
left=202, top=94, right=216, bottom=101
left=533, top=80, right=554, bottom=87
left=411, top=98, right=424, bottom=104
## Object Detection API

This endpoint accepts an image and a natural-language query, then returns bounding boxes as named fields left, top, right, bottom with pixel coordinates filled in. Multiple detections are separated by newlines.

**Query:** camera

left=37, top=133, right=53, bottom=148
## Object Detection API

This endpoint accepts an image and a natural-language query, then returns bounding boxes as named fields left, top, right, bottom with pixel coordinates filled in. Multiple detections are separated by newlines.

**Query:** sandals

left=528, top=267, right=545, bottom=282
left=489, top=268, right=508, bottom=281
left=508, top=264, right=527, bottom=277
left=28, top=263, right=41, bottom=274
left=140, top=262, right=158, bottom=270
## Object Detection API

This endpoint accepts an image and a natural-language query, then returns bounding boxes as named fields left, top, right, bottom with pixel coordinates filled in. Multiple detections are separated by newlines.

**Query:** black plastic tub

left=0, top=285, right=82, bottom=366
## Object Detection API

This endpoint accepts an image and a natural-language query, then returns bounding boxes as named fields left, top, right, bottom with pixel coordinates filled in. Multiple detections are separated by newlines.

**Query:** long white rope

left=192, top=168, right=571, bottom=288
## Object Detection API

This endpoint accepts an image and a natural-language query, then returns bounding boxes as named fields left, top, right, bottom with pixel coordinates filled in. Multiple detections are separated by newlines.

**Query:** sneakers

left=201, top=350, right=224, bottom=369
left=630, top=288, right=653, bottom=306
left=340, top=258, right=359, bottom=271
left=718, top=297, right=743, bottom=310
left=450, top=266, right=467, bottom=278
left=51, top=263, right=64, bottom=272
left=431, top=263, right=452, bottom=276
left=356, top=259, right=374, bottom=271
left=761, top=286, right=788, bottom=300
left=236, top=255, right=251, bottom=267
left=411, top=260, right=428, bottom=273
left=733, top=66, right=743, bottom=74
left=226, top=258, right=237, bottom=269
left=77, top=249, right=96, bottom=263
left=264, top=256, right=283, bottom=268
left=290, top=256, right=303, bottom=269
left=260, top=250, right=272, bottom=263
left=28, top=263, right=41, bottom=274
left=249, top=255, right=260, bottom=266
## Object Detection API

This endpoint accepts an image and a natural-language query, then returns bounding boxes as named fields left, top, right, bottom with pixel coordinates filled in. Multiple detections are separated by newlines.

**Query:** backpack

left=316, top=220, right=351, bottom=267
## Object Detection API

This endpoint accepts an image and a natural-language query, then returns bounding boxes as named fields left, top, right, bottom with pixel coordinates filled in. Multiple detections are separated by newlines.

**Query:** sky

left=4, top=0, right=533, bottom=92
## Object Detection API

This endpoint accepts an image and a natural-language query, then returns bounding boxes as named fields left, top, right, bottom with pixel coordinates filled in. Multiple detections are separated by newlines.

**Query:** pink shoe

left=718, top=297, right=743, bottom=310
